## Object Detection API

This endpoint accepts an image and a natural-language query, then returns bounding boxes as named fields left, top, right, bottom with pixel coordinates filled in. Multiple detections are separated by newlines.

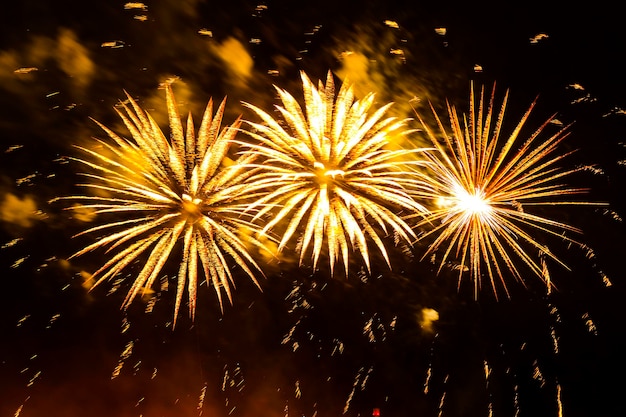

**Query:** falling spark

left=513, top=384, right=520, bottom=417
left=112, top=340, right=134, bottom=379
left=581, top=312, right=598, bottom=335
left=3, top=238, right=22, bottom=248
left=384, top=20, right=400, bottom=29
left=600, top=270, right=613, bottom=287
left=101, top=40, right=125, bottom=48
left=26, top=370, right=41, bottom=387
left=363, top=317, right=375, bottom=342
left=529, top=33, right=549, bottom=44
left=414, top=84, right=599, bottom=297
left=556, top=382, right=564, bottom=417
left=124, top=2, right=147, bottom=10
left=46, top=313, right=60, bottom=329
left=484, top=360, right=494, bottom=417
left=198, top=382, right=208, bottom=414
left=532, top=360, right=546, bottom=387
left=344, top=366, right=368, bottom=413
left=14, top=67, right=38, bottom=74
left=437, top=375, right=448, bottom=417
left=5, top=145, right=24, bottom=153
left=241, top=71, right=428, bottom=275
left=61, top=85, right=267, bottom=323
left=16, top=173, right=37, bottom=186
left=548, top=303, right=561, bottom=354
left=295, top=380, right=302, bottom=398
left=571, top=93, right=597, bottom=104
left=331, top=338, right=344, bottom=356
left=16, top=315, right=30, bottom=327
left=11, top=256, right=29, bottom=269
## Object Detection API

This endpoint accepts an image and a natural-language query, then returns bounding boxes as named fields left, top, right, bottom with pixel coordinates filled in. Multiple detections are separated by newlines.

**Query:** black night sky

left=1, top=1, right=626, bottom=417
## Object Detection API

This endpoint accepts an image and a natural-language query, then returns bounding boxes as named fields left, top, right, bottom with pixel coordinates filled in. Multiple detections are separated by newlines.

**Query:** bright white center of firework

left=181, top=193, right=203, bottom=220
left=454, top=187, right=491, bottom=215
left=313, top=161, right=344, bottom=185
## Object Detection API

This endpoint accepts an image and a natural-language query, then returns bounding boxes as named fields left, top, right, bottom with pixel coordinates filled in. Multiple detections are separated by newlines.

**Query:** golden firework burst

left=239, top=71, right=429, bottom=275
left=65, top=84, right=267, bottom=323
left=415, top=84, right=596, bottom=297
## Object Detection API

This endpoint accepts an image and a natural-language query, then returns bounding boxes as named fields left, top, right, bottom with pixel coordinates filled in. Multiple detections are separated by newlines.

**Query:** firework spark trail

left=60, top=84, right=269, bottom=323
left=240, top=71, right=429, bottom=275
left=343, top=366, right=373, bottom=414
left=414, top=83, right=602, bottom=296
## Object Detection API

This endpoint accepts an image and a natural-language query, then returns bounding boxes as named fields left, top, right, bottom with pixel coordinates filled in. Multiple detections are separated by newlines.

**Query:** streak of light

left=27, top=371, right=41, bottom=387
left=124, top=2, right=147, bottom=10
left=330, top=338, right=344, bottom=356
left=424, top=366, right=431, bottom=394
left=529, top=33, right=549, bottom=44
left=16, top=174, right=37, bottom=186
left=582, top=312, right=598, bottom=335
left=101, top=41, right=125, bottom=48
left=532, top=360, right=546, bottom=387
left=11, top=256, right=29, bottom=269
left=556, top=383, right=564, bottom=417
left=198, top=382, right=208, bottom=414
left=46, top=313, right=60, bottom=329
left=600, top=271, right=613, bottom=287
left=384, top=20, right=399, bottom=29
left=484, top=360, right=493, bottom=417
left=111, top=341, right=134, bottom=379
left=14, top=67, right=38, bottom=74
left=437, top=391, right=446, bottom=417
left=295, top=380, right=301, bottom=398
left=343, top=367, right=368, bottom=414
left=2, top=238, right=22, bottom=248
left=17, top=315, right=30, bottom=327
left=4, top=145, right=24, bottom=154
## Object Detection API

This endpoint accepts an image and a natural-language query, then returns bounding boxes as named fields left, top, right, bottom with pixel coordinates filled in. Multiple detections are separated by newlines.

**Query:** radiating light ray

left=60, top=84, right=268, bottom=324
left=239, top=71, right=429, bottom=275
left=414, top=84, right=600, bottom=297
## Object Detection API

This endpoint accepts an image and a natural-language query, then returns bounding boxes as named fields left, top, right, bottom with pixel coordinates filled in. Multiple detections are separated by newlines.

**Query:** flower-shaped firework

left=67, top=84, right=266, bottom=323
left=415, top=84, right=593, bottom=296
left=240, top=71, right=428, bottom=275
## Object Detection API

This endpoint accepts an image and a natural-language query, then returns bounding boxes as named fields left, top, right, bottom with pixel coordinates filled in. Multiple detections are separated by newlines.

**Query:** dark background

left=1, top=1, right=625, bottom=416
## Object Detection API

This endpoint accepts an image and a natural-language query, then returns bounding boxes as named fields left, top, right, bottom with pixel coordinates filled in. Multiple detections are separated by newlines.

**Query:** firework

left=240, top=71, right=428, bottom=275
left=415, top=84, right=594, bottom=297
left=65, top=84, right=266, bottom=323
